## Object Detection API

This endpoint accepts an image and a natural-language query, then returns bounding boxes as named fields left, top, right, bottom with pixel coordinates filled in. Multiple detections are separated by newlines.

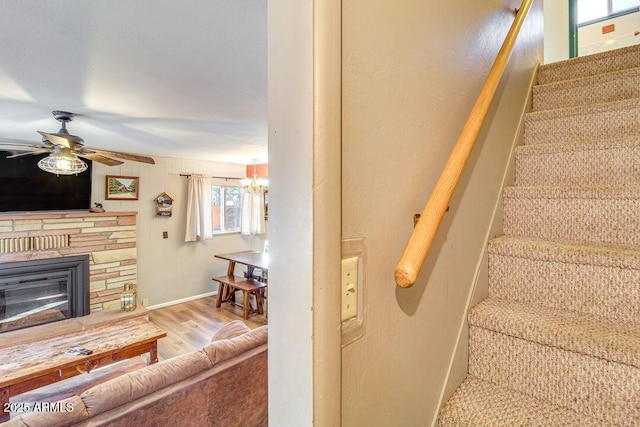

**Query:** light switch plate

left=341, top=237, right=366, bottom=347
left=341, top=256, right=358, bottom=321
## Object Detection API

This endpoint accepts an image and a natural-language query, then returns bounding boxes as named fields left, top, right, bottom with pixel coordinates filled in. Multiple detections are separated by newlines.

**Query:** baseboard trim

left=146, top=291, right=217, bottom=311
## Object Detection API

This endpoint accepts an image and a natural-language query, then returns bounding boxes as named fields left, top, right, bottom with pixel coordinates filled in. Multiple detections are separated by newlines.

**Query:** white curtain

left=184, top=174, right=213, bottom=241
left=241, top=185, right=266, bottom=235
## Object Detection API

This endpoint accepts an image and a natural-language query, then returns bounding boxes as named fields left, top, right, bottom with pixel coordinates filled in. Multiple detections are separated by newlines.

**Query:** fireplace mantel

left=0, top=211, right=138, bottom=312
left=0, top=211, right=137, bottom=220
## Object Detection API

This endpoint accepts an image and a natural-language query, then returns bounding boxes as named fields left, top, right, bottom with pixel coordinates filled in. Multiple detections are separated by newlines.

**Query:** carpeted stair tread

left=470, top=327, right=640, bottom=424
left=489, top=235, right=640, bottom=267
left=526, top=97, right=640, bottom=123
left=470, top=298, right=640, bottom=369
left=504, top=184, right=640, bottom=199
left=488, top=236, right=640, bottom=324
left=503, top=185, right=640, bottom=246
left=438, top=376, right=604, bottom=427
left=533, top=65, right=640, bottom=111
left=538, top=43, right=640, bottom=85
left=515, top=137, right=640, bottom=187
left=524, top=97, right=640, bottom=145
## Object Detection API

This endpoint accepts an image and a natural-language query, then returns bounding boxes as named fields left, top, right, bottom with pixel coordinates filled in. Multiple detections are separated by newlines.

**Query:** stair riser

left=469, top=327, right=640, bottom=424
left=488, top=252, right=640, bottom=323
left=515, top=144, right=640, bottom=187
left=533, top=72, right=640, bottom=111
left=503, top=196, right=640, bottom=246
left=524, top=105, right=640, bottom=145
left=538, top=46, right=640, bottom=85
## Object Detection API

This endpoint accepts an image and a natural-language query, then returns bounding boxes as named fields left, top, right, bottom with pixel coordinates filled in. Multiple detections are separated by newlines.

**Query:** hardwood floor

left=148, top=295, right=267, bottom=361
left=9, top=296, right=267, bottom=414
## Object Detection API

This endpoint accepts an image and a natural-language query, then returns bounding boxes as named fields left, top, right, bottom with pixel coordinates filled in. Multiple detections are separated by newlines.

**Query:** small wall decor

left=90, top=202, right=105, bottom=213
left=155, top=192, right=174, bottom=217
left=106, top=175, right=139, bottom=200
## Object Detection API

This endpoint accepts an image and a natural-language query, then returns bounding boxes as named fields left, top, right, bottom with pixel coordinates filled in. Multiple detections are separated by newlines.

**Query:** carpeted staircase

left=438, top=45, right=640, bottom=426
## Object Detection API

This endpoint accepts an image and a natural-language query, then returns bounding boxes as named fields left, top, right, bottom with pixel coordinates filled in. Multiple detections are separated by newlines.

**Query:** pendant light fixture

left=241, top=159, right=268, bottom=188
left=37, top=146, right=88, bottom=175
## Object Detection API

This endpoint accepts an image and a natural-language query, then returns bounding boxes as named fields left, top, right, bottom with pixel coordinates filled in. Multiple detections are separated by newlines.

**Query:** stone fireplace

left=0, top=211, right=137, bottom=314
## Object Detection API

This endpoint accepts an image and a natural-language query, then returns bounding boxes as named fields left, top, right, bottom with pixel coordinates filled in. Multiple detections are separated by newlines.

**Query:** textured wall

left=341, top=0, right=543, bottom=425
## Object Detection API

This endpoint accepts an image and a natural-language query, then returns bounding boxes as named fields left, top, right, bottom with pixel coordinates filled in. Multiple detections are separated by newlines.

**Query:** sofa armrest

left=211, top=320, right=251, bottom=342
left=203, top=325, right=268, bottom=365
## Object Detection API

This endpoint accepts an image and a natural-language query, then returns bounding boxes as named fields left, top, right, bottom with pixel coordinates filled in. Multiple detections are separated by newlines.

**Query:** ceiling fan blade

left=77, top=152, right=124, bottom=166
left=0, top=138, right=38, bottom=145
left=37, top=131, right=71, bottom=148
left=37, top=131, right=84, bottom=149
left=0, top=140, right=48, bottom=151
left=5, top=150, right=51, bottom=159
left=88, top=148, right=155, bottom=165
left=0, top=141, right=52, bottom=152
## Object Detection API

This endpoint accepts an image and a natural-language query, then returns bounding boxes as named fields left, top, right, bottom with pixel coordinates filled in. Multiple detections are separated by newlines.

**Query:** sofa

left=3, top=320, right=268, bottom=427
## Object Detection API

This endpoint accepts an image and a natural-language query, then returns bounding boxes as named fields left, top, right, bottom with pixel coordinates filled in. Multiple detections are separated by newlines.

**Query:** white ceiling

left=0, top=0, right=267, bottom=165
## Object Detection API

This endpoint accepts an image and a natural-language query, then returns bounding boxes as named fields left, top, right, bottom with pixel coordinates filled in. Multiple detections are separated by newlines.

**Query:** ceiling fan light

left=37, top=148, right=88, bottom=175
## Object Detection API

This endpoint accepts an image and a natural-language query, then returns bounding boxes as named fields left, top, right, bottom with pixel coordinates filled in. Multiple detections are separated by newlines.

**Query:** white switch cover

left=341, top=256, right=358, bottom=321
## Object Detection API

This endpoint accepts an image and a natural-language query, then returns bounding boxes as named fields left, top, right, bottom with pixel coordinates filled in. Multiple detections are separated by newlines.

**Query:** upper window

left=211, top=185, right=243, bottom=234
left=578, top=0, right=639, bottom=25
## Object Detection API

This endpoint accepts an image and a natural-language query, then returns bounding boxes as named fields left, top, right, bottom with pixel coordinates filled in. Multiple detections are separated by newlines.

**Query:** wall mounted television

left=0, top=151, right=92, bottom=212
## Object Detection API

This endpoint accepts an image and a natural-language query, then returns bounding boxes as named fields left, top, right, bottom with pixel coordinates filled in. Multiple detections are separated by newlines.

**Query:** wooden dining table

left=213, top=251, right=269, bottom=319
left=214, top=251, right=269, bottom=284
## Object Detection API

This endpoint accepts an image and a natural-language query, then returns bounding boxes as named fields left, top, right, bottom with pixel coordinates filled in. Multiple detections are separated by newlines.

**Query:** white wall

left=341, top=0, right=543, bottom=425
left=544, top=0, right=570, bottom=63
left=267, top=0, right=314, bottom=425
left=92, top=156, right=267, bottom=307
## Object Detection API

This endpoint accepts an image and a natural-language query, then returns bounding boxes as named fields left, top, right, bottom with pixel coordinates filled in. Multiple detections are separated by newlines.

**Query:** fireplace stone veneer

left=0, top=212, right=137, bottom=312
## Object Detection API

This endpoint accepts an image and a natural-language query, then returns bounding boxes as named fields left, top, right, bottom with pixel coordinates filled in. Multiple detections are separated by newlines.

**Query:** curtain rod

left=180, top=174, right=244, bottom=181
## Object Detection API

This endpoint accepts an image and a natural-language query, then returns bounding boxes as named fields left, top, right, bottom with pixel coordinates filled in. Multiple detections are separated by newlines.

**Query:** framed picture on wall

left=106, top=175, right=139, bottom=200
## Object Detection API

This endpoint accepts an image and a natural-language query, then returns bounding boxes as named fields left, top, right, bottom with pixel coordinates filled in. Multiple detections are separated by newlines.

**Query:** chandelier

left=241, top=160, right=268, bottom=188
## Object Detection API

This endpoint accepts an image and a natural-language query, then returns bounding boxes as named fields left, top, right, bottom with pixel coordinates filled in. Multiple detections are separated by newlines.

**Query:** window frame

left=577, top=0, right=639, bottom=27
left=211, top=183, right=244, bottom=235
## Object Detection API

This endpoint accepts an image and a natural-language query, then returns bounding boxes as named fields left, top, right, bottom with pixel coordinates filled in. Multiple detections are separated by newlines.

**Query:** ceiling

left=0, top=0, right=267, bottom=165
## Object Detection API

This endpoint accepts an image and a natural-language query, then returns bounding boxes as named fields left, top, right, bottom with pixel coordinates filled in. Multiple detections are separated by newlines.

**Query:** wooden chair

left=212, top=275, right=267, bottom=320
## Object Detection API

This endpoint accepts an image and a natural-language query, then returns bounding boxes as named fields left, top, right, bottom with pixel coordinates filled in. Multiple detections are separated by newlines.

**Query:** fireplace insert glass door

left=0, top=255, right=89, bottom=333
left=1, top=270, right=72, bottom=331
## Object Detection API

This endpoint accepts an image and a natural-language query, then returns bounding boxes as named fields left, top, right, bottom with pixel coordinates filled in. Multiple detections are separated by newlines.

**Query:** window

left=578, top=0, right=639, bottom=25
left=211, top=185, right=243, bottom=234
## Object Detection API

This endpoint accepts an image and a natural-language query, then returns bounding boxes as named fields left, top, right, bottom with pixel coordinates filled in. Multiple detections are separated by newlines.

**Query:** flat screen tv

left=0, top=151, right=92, bottom=212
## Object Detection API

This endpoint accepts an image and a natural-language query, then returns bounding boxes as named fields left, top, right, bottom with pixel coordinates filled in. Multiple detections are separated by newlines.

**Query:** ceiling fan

left=0, top=110, right=155, bottom=175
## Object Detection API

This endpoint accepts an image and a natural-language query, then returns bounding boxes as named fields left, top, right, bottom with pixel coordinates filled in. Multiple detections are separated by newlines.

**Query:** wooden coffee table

left=0, top=317, right=166, bottom=421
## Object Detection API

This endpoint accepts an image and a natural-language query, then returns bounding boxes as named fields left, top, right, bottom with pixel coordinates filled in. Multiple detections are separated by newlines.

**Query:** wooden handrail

left=394, top=0, right=535, bottom=288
